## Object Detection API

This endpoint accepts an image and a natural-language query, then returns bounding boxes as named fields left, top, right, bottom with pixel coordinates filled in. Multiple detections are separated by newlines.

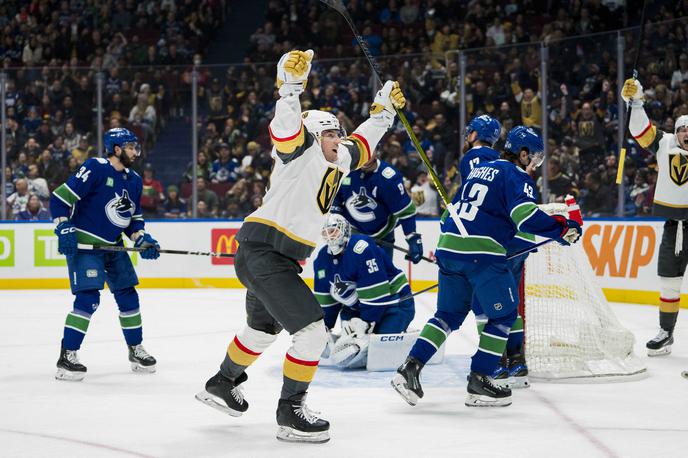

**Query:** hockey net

left=523, top=203, right=647, bottom=381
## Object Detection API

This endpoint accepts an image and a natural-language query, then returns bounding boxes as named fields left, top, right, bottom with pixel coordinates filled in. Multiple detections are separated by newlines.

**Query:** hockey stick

left=77, top=243, right=236, bottom=258
left=319, top=0, right=469, bottom=238
left=616, top=0, right=649, bottom=185
left=374, top=238, right=436, bottom=264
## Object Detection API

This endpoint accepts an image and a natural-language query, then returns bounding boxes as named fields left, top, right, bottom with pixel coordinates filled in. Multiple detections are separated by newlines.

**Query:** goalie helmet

left=505, top=125, right=545, bottom=168
left=302, top=110, right=346, bottom=145
left=321, top=213, right=351, bottom=255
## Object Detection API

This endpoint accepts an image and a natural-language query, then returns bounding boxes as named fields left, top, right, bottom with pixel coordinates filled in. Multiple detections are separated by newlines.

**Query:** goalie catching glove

left=330, top=318, right=374, bottom=368
left=276, top=49, right=314, bottom=97
left=370, top=80, right=406, bottom=128
left=552, top=215, right=582, bottom=246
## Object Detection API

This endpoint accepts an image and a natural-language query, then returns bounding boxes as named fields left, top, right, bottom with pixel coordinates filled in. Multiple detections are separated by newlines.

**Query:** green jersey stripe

left=53, top=185, right=79, bottom=206
left=437, top=233, right=506, bottom=255
left=510, top=202, right=538, bottom=230
left=394, top=200, right=416, bottom=219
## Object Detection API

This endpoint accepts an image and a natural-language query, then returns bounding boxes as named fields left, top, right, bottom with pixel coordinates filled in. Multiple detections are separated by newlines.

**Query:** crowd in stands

left=3, top=0, right=688, bottom=220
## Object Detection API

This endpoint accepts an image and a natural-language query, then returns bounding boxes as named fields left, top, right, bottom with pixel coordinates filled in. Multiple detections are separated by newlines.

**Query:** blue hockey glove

left=405, top=232, right=423, bottom=264
left=55, top=220, right=77, bottom=257
left=134, top=233, right=160, bottom=260
left=552, top=215, right=582, bottom=246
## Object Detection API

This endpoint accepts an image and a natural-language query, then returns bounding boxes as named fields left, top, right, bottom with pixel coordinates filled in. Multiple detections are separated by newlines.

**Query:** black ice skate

left=646, top=329, right=673, bottom=357
left=55, top=345, right=87, bottom=381
left=276, top=393, right=330, bottom=443
left=391, top=356, right=424, bottom=406
left=128, top=344, right=157, bottom=373
left=465, top=371, right=512, bottom=407
left=507, top=352, right=530, bottom=389
left=492, top=353, right=510, bottom=388
left=195, top=371, right=249, bottom=417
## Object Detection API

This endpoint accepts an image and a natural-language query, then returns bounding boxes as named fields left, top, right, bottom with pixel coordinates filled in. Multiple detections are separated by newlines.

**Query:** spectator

left=140, top=164, right=164, bottom=218
left=38, top=149, right=64, bottom=189
left=195, top=200, right=212, bottom=218
left=71, top=137, right=93, bottom=165
left=671, top=54, right=688, bottom=90
left=7, top=178, right=30, bottom=217
left=162, top=185, right=187, bottom=219
left=14, top=194, right=50, bottom=221
left=63, top=121, right=81, bottom=152
left=574, top=102, right=605, bottom=175
left=580, top=172, right=614, bottom=217
left=196, top=177, right=219, bottom=217
left=410, top=171, right=440, bottom=217
left=210, top=143, right=240, bottom=184
left=26, top=164, right=50, bottom=200
left=538, top=157, right=578, bottom=203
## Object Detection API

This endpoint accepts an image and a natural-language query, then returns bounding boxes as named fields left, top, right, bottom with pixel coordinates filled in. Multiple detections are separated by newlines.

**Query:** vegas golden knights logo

left=317, top=166, right=344, bottom=214
left=669, top=153, right=688, bottom=186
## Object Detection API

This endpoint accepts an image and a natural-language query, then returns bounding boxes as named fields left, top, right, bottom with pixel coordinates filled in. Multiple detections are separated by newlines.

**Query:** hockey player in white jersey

left=623, top=78, right=688, bottom=356
left=195, top=49, right=405, bottom=443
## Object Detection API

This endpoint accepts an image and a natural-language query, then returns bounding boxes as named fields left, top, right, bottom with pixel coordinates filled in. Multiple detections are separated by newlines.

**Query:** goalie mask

left=322, top=213, right=351, bottom=255
left=302, top=110, right=346, bottom=146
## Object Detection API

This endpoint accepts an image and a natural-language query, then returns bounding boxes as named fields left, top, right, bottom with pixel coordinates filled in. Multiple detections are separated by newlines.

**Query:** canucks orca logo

left=345, top=187, right=378, bottom=223
left=330, top=274, right=358, bottom=307
left=105, top=189, right=135, bottom=228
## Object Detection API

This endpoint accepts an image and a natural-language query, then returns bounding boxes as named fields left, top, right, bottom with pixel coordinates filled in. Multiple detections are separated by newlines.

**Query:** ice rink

left=1, top=288, right=687, bottom=458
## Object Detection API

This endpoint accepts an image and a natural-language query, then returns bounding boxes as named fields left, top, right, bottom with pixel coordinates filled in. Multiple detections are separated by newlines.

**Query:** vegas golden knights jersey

left=630, top=105, right=688, bottom=220
left=237, top=94, right=391, bottom=260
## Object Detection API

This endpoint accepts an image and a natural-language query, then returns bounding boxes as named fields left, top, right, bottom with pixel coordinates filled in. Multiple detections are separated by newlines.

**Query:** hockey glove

left=552, top=215, right=582, bottom=246
left=276, top=49, right=313, bottom=97
left=405, top=232, right=424, bottom=264
left=621, top=78, right=644, bottom=106
left=55, top=220, right=77, bottom=257
left=134, top=233, right=160, bottom=260
left=370, top=80, right=405, bottom=128
left=341, top=317, right=374, bottom=338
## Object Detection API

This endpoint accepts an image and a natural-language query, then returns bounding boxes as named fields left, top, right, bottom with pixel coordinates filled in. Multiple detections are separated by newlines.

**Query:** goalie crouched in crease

left=313, top=213, right=415, bottom=368
left=194, top=49, right=405, bottom=443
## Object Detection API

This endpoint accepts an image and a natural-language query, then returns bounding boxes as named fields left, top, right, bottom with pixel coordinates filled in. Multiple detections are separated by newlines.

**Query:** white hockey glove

left=276, top=49, right=313, bottom=97
left=341, top=317, right=374, bottom=338
left=369, top=80, right=406, bottom=128
left=621, top=78, right=644, bottom=106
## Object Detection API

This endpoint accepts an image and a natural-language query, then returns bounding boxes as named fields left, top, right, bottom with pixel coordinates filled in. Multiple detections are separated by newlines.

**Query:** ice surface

left=1, top=289, right=687, bottom=458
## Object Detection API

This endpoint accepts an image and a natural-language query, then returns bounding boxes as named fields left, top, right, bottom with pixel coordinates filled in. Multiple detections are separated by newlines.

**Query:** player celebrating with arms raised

left=195, top=49, right=405, bottom=443
left=392, top=126, right=581, bottom=407
left=50, top=128, right=160, bottom=381
left=623, top=78, right=688, bottom=356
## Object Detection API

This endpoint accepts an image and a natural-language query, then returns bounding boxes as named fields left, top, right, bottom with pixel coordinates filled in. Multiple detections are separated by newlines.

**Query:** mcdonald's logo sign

left=211, top=228, right=240, bottom=265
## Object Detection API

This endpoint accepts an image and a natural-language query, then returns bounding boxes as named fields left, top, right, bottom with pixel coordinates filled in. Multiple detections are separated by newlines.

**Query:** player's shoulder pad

left=83, top=157, right=107, bottom=168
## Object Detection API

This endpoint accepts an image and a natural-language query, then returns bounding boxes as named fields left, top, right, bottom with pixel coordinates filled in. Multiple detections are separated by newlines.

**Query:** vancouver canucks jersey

left=313, top=234, right=412, bottom=329
left=437, top=159, right=561, bottom=262
left=332, top=160, right=416, bottom=238
left=50, top=157, right=144, bottom=245
left=459, top=148, right=536, bottom=254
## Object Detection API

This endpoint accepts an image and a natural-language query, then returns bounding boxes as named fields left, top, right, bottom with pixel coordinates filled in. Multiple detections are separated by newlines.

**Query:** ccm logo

left=380, top=335, right=404, bottom=342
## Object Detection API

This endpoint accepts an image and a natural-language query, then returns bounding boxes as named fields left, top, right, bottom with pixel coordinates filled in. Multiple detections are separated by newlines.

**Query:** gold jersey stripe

left=653, top=199, right=688, bottom=208
left=634, top=123, right=656, bottom=148
left=243, top=216, right=317, bottom=247
left=269, top=123, right=305, bottom=154
left=283, top=355, right=319, bottom=383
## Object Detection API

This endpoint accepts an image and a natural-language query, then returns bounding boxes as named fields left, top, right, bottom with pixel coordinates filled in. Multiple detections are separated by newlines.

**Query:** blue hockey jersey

left=437, top=159, right=562, bottom=262
left=313, top=234, right=412, bottom=329
left=459, top=147, right=536, bottom=254
left=332, top=160, right=416, bottom=238
left=50, top=157, right=145, bottom=245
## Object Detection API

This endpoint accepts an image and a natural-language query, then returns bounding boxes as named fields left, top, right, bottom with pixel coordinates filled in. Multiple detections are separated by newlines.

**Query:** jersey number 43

left=457, top=183, right=489, bottom=221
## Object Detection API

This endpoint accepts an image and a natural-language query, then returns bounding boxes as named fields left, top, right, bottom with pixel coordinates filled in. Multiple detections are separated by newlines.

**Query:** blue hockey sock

left=63, top=290, right=100, bottom=350
left=410, top=317, right=450, bottom=365
left=114, top=288, right=142, bottom=346
left=472, top=322, right=509, bottom=375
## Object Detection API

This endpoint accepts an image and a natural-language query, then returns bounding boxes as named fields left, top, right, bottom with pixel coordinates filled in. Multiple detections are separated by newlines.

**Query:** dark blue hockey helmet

left=504, top=126, right=545, bottom=167
left=104, top=128, right=141, bottom=156
left=465, top=115, right=501, bottom=145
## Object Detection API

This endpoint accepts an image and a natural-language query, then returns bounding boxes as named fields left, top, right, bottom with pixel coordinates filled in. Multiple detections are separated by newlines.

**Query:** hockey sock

left=472, top=322, right=509, bottom=375
left=659, top=298, right=679, bottom=332
left=221, top=325, right=277, bottom=380
left=411, top=317, right=450, bottom=366
left=475, top=314, right=487, bottom=335
left=280, top=320, right=326, bottom=399
left=63, top=290, right=100, bottom=350
left=114, top=288, right=142, bottom=346
left=506, top=315, right=524, bottom=354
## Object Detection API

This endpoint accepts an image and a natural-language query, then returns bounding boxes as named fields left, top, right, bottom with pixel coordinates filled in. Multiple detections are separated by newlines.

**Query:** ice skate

left=646, top=329, right=673, bottom=357
left=128, top=344, right=157, bottom=373
left=391, top=356, right=424, bottom=406
left=465, top=371, right=512, bottom=407
left=276, top=393, right=329, bottom=443
left=55, top=345, right=87, bottom=381
left=195, top=371, right=248, bottom=417
left=491, top=353, right=511, bottom=388
left=507, top=352, right=530, bottom=389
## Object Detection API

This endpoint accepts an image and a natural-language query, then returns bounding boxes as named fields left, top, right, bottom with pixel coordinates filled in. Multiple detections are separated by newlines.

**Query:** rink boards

left=0, top=218, right=683, bottom=307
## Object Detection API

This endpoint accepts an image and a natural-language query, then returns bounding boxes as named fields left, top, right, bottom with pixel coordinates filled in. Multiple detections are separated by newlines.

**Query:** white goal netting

left=523, top=204, right=647, bottom=382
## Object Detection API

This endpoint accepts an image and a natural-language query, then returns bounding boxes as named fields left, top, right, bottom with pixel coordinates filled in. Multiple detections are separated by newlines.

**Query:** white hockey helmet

left=675, top=115, right=688, bottom=134
left=321, top=213, right=351, bottom=255
left=302, top=110, right=345, bottom=144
